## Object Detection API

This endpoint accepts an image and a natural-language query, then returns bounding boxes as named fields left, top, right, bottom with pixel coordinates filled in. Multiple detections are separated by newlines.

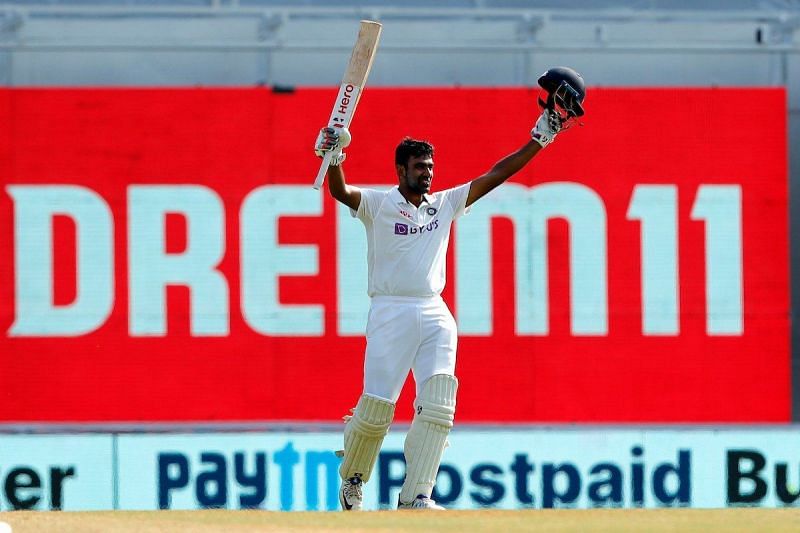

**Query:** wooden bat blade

left=313, top=20, right=382, bottom=190
left=344, top=20, right=382, bottom=92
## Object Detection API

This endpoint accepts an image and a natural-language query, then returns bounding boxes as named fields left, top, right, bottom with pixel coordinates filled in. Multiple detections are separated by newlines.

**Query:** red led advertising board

left=0, top=87, right=788, bottom=423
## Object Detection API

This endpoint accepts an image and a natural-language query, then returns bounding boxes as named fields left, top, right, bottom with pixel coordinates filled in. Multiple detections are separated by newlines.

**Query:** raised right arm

left=327, top=165, right=361, bottom=212
left=315, top=126, right=361, bottom=211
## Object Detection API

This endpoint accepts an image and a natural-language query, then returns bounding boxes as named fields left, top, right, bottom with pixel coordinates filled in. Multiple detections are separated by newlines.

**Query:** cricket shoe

left=398, top=495, right=445, bottom=510
left=339, top=477, right=363, bottom=511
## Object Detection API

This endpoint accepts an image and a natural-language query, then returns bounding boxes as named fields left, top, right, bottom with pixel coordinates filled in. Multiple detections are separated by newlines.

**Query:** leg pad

left=339, top=394, right=395, bottom=483
left=399, top=374, right=458, bottom=503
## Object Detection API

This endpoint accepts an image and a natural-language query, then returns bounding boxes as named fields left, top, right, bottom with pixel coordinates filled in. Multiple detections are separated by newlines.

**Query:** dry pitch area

left=1, top=509, right=799, bottom=533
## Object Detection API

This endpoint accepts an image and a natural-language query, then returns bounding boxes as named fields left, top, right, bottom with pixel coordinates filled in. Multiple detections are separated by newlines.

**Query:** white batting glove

left=530, top=109, right=562, bottom=148
left=314, top=127, right=351, bottom=166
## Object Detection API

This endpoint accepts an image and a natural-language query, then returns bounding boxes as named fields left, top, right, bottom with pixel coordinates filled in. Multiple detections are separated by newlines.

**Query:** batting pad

left=339, top=393, right=395, bottom=482
left=399, top=374, right=458, bottom=503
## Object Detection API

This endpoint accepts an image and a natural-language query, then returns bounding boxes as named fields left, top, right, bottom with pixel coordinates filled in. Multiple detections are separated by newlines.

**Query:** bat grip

left=313, top=152, right=334, bottom=190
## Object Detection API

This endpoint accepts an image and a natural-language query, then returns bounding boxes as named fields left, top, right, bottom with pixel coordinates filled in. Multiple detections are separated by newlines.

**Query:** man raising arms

left=315, top=72, right=584, bottom=511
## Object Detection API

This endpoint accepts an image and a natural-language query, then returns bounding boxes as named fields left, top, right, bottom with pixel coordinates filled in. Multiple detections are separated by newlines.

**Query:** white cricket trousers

left=363, top=294, right=457, bottom=402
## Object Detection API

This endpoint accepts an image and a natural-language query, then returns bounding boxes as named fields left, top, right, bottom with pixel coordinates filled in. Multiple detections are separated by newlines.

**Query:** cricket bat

left=313, top=20, right=382, bottom=190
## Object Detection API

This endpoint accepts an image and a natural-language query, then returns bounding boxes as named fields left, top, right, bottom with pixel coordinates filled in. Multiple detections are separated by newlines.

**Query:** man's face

left=399, top=155, right=434, bottom=195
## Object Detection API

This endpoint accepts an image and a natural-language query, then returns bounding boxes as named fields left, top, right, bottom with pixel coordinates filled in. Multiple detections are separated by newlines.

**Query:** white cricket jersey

left=352, top=184, right=471, bottom=297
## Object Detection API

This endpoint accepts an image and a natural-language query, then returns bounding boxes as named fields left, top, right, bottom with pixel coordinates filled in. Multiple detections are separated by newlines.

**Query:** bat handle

left=313, top=152, right=333, bottom=190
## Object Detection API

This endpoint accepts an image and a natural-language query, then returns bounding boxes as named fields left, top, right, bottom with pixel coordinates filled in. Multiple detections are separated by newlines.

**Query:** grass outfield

left=1, top=509, right=799, bottom=532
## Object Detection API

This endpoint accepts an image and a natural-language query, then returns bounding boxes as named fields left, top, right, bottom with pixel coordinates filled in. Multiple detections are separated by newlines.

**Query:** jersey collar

left=392, top=186, right=433, bottom=206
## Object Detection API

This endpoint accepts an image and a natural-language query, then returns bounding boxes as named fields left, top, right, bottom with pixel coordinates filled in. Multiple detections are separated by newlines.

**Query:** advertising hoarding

left=1, top=429, right=797, bottom=510
left=0, top=88, right=789, bottom=422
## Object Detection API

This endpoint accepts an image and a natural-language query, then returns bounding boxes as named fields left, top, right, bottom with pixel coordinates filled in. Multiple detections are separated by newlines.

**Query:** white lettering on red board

left=5, top=183, right=744, bottom=338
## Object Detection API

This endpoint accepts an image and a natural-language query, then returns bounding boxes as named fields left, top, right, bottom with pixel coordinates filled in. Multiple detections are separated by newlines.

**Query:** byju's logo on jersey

left=394, top=220, right=440, bottom=236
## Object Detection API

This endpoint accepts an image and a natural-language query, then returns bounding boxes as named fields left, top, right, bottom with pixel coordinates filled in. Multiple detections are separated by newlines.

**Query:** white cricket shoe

left=398, top=495, right=445, bottom=510
left=339, top=477, right=363, bottom=511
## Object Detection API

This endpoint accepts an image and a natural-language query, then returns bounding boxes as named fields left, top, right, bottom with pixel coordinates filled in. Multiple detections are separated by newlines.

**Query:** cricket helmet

left=537, top=66, right=586, bottom=124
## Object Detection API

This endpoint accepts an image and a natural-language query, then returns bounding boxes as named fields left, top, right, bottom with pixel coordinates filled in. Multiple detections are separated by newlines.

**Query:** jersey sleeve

left=352, top=187, right=384, bottom=221
left=445, top=182, right=472, bottom=219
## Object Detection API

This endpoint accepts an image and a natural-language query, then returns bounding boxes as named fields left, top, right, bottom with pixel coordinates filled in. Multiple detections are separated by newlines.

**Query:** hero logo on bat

left=335, top=84, right=357, bottom=119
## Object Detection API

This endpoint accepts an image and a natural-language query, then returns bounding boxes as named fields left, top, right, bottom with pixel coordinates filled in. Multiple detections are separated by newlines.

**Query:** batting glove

left=530, top=109, right=562, bottom=148
left=314, top=127, right=351, bottom=166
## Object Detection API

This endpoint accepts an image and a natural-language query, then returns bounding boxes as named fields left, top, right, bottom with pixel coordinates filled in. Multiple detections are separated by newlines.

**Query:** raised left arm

left=465, top=109, right=560, bottom=207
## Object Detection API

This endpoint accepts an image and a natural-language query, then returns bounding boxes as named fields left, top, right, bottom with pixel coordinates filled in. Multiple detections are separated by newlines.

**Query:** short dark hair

left=395, top=137, right=434, bottom=167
